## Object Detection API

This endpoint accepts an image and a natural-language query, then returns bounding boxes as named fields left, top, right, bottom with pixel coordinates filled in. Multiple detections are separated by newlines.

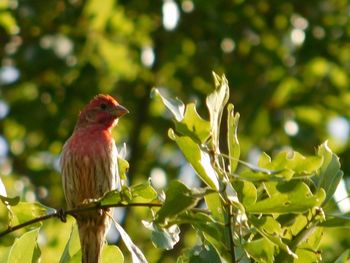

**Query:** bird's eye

left=100, top=103, right=107, bottom=110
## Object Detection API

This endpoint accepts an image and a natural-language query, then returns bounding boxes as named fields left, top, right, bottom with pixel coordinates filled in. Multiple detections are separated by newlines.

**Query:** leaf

left=59, top=223, right=81, bottom=263
left=334, top=249, right=350, bottom=263
left=118, top=155, right=130, bottom=183
left=246, top=181, right=326, bottom=214
left=102, top=245, right=124, bottom=263
left=204, top=192, right=226, bottom=223
left=250, top=216, right=297, bottom=259
left=316, top=141, right=343, bottom=205
left=151, top=88, right=185, bottom=122
left=7, top=228, right=41, bottom=263
left=319, top=214, right=350, bottom=228
left=156, top=181, right=200, bottom=223
left=11, top=202, right=54, bottom=226
left=244, top=237, right=276, bottom=263
left=113, top=220, right=148, bottom=263
left=177, top=244, right=221, bottom=263
left=175, top=103, right=211, bottom=144
left=99, top=190, right=122, bottom=206
left=0, top=195, right=20, bottom=207
left=169, top=129, right=219, bottom=190
left=234, top=180, right=257, bottom=207
left=177, top=212, right=230, bottom=261
left=206, top=72, right=230, bottom=151
left=142, top=221, right=180, bottom=250
left=131, top=181, right=157, bottom=201
left=227, top=103, right=240, bottom=174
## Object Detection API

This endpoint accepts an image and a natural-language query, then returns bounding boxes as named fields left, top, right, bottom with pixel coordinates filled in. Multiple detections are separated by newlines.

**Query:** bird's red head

left=76, top=94, right=128, bottom=130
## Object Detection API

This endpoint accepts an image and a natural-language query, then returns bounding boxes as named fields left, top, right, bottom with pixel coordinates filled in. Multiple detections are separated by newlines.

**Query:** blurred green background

left=0, top=0, right=350, bottom=261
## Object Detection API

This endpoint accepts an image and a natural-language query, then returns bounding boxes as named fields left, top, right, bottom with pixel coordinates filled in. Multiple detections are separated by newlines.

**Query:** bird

left=60, top=94, right=128, bottom=263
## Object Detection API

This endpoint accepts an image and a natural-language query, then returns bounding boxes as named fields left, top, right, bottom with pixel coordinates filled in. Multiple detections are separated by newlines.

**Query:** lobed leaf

left=246, top=181, right=326, bottom=214
left=151, top=88, right=185, bottom=122
left=175, top=103, right=211, bottom=144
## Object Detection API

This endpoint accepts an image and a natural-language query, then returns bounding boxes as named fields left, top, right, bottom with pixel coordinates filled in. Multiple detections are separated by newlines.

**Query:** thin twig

left=0, top=202, right=162, bottom=238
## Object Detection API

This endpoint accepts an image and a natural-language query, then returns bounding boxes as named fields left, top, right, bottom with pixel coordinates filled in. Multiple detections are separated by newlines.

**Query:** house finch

left=60, top=94, right=128, bottom=263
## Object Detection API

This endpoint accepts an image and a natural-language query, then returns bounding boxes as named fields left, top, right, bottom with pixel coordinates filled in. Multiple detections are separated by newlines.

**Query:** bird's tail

left=77, top=215, right=109, bottom=263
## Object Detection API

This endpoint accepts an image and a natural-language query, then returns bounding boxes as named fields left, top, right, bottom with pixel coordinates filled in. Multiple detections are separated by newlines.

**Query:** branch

left=0, top=202, right=162, bottom=238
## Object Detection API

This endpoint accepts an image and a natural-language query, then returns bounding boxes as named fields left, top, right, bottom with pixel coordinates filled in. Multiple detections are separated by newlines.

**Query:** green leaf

left=113, top=220, right=147, bottom=263
left=204, top=192, right=226, bottom=223
left=131, top=181, right=157, bottom=201
left=206, top=72, right=229, bottom=151
left=177, top=244, right=221, bottom=263
left=169, top=129, right=219, bottom=190
left=177, top=212, right=230, bottom=261
left=234, top=180, right=257, bottom=207
left=11, top=202, right=54, bottom=227
left=99, top=190, right=122, bottom=206
left=59, top=223, right=81, bottom=263
left=227, top=103, right=240, bottom=174
left=118, top=155, right=130, bottom=182
left=156, top=181, right=200, bottom=223
left=244, top=237, right=276, bottom=263
left=319, top=214, right=350, bottom=228
left=334, top=249, right=350, bottom=263
left=257, top=151, right=323, bottom=180
left=175, top=103, right=211, bottom=143
left=102, top=245, right=124, bottom=263
left=8, top=228, right=41, bottom=263
left=250, top=216, right=297, bottom=258
left=0, top=195, right=20, bottom=207
left=151, top=88, right=185, bottom=122
left=246, top=181, right=326, bottom=214
left=316, top=141, right=343, bottom=205
left=142, top=220, right=180, bottom=250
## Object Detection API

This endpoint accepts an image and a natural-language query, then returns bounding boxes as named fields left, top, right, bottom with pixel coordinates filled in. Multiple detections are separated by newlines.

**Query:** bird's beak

left=112, top=104, right=129, bottom=118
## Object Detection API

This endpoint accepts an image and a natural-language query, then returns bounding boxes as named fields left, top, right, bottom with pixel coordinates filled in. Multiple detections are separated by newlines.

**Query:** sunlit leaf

left=156, top=181, right=200, bottom=223
left=99, top=190, right=122, bottom=206
left=59, top=223, right=81, bottom=263
left=142, top=221, right=180, bottom=250
left=233, top=180, right=257, bottom=207
left=118, top=155, right=130, bottom=183
left=169, top=129, right=219, bottom=190
left=113, top=220, right=148, bottom=263
left=246, top=181, right=326, bottom=214
left=227, top=103, right=240, bottom=174
left=102, top=245, right=124, bottom=263
left=131, top=181, right=158, bottom=201
left=175, top=103, right=210, bottom=143
left=250, top=216, right=297, bottom=258
left=206, top=72, right=229, bottom=151
left=316, top=141, right=343, bottom=205
left=244, top=237, right=276, bottom=263
left=11, top=202, right=54, bottom=226
left=7, top=228, right=41, bottom=263
left=151, top=88, right=185, bottom=122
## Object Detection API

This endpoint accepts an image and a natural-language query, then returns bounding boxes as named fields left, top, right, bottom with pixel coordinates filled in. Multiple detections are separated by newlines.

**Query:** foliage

left=1, top=0, right=350, bottom=261
left=0, top=74, right=348, bottom=262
